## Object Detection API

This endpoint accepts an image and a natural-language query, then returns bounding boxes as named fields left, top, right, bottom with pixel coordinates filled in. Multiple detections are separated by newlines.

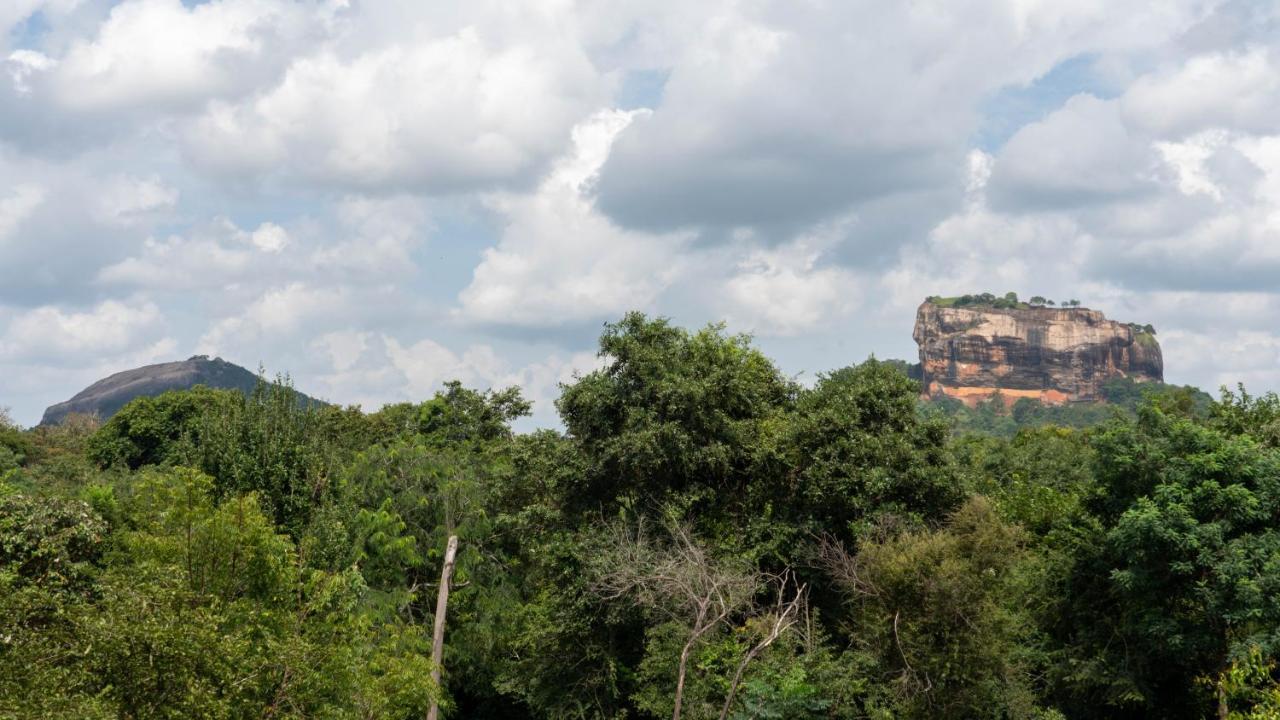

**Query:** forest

left=3, top=312, right=1280, bottom=719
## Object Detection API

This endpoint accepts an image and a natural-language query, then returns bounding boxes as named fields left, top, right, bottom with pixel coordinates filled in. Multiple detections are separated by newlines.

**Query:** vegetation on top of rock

left=926, top=292, right=1086, bottom=310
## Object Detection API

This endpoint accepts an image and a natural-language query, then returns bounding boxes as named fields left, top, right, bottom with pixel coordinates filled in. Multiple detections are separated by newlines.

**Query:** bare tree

left=593, top=519, right=806, bottom=720
left=817, top=530, right=931, bottom=695
left=426, top=535, right=458, bottom=720
left=717, top=569, right=807, bottom=720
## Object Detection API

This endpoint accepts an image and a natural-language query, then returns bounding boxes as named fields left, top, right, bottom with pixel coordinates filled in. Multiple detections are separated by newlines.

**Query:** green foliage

left=9, top=311, right=1279, bottom=720
left=0, top=492, right=112, bottom=718
left=926, top=292, right=1032, bottom=310
left=371, top=381, right=531, bottom=448
left=1212, top=385, right=1280, bottom=448
left=843, top=497, right=1044, bottom=719
left=1053, top=403, right=1280, bottom=717
left=0, top=406, right=32, bottom=468
left=1211, top=646, right=1280, bottom=720
left=954, top=426, right=1096, bottom=537
left=923, top=377, right=1213, bottom=438
left=87, top=385, right=237, bottom=469
left=788, top=359, right=960, bottom=537
left=21, top=412, right=106, bottom=492
left=557, top=312, right=795, bottom=514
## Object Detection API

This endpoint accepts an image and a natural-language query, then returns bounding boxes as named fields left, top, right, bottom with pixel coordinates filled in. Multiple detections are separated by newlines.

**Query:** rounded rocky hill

left=40, top=356, right=267, bottom=426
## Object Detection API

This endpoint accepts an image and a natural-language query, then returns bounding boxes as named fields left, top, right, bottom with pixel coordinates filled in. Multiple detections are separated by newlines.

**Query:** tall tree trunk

left=1218, top=675, right=1229, bottom=720
left=719, top=646, right=762, bottom=720
left=427, top=535, right=458, bottom=720
left=673, top=638, right=694, bottom=720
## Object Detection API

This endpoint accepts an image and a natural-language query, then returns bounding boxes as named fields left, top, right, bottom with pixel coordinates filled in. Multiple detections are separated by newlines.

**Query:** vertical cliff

left=913, top=300, right=1163, bottom=406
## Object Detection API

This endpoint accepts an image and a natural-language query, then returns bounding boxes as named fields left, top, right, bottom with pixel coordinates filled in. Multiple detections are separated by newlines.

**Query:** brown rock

left=913, top=300, right=1163, bottom=406
left=39, top=356, right=311, bottom=426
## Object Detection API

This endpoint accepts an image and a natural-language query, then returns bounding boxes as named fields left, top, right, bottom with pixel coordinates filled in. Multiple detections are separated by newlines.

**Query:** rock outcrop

left=913, top=300, right=1163, bottom=406
left=41, top=356, right=286, bottom=425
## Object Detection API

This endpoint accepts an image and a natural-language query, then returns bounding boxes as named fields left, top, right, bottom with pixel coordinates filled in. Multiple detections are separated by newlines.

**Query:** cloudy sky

left=2, top=0, right=1278, bottom=427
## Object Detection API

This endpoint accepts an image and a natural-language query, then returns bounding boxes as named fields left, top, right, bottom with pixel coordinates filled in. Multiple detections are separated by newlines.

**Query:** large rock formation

left=913, top=300, right=1163, bottom=406
left=41, top=356, right=289, bottom=425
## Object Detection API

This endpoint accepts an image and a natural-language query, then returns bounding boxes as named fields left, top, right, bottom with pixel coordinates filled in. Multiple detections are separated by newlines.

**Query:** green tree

left=87, top=386, right=237, bottom=469
left=557, top=313, right=795, bottom=515
left=92, top=468, right=436, bottom=719
left=1060, top=405, right=1280, bottom=717
left=787, top=359, right=959, bottom=539
left=0, top=492, right=109, bottom=718
left=824, top=497, right=1046, bottom=719
left=369, top=381, right=531, bottom=449
left=0, top=407, right=32, bottom=470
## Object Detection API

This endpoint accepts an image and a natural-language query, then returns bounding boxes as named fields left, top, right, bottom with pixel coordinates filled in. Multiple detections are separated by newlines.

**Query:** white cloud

left=0, top=184, right=44, bottom=240
left=4, top=0, right=1280, bottom=426
left=5, top=50, right=54, bottom=95
left=1123, top=47, right=1280, bottom=138
left=385, top=337, right=508, bottom=397
left=248, top=222, right=289, bottom=253
left=309, top=196, right=426, bottom=278
left=49, top=0, right=308, bottom=112
left=313, top=330, right=370, bottom=374
left=0, top=298, right=166, bottom=362
left=987, top=94, right=1160, bottom=209
left=93, top=174, right=179, bottom=224
left=1156, top=130, right=1232, bottom=200
left=592, top=0, right=1213, bottom=231
left=1162, top=327, right=1280, bottom=395
left=183, top=21, right=607, bottom=191
left=383, top=334, right=603, bottom=420
left=456, top=109, right=691, bottom=327
left=197, top=282, right=349, bottom=353
left=96, top=233, right=255, bottom=290
left=722, top=224, right=859, bottom=336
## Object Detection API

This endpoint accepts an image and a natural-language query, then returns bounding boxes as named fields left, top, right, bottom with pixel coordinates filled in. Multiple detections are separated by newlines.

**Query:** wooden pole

left=427, top=535, right=458, bottom=720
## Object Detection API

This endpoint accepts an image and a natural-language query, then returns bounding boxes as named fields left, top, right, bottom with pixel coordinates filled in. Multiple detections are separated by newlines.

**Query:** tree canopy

left=4, top=313, right=1280, bottom=719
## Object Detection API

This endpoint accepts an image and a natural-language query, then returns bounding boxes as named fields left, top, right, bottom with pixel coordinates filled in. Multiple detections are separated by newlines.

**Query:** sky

left=1, top=0, right=1279, bottom=428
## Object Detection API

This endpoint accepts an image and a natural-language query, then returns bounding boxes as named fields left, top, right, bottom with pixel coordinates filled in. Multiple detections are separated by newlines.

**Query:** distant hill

left=40, top=356, right=319, bottom=426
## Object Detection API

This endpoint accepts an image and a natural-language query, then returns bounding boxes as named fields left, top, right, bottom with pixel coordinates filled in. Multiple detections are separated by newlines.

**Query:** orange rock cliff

left=913, top=300, right=1163, bottom=407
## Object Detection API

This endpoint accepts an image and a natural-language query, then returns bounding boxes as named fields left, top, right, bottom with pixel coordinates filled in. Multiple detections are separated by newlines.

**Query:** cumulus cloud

left=720, top=222, right=860, bottom=336
left=593, top=0, right=1212, bottom=234
left=3, top=0, right=1280, bottom=426
left=96, top=232, right=256, bottom=290
left=986, top=94, right=1162, bottom=210
left=0, top=156, right=186, bottom=305
left=313, top=330, right=370, bottom=374
left=456, top=109, right=691, bottom=327
left=182, top=18, right=607, bottom=191
left=309, top=196, right=427, bottom=279
left=947, top=18, right=1280, bottom=298
left=93, top=174, right=179, bottom=224
left=47, top=0, right=311, bottom=113
left=1123, top=47, right=1280, bottom=137
left=0, top=298, right=167, bottom=363
left=0, top=183, right=44, bottom=240
left=197, top=282, right=351, bottom=354
left=5, top=50, right=54, bottom=95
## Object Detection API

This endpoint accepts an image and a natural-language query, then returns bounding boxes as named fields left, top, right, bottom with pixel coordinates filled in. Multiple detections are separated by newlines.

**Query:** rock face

left=41, top=356, right=265, bottom=425
left=913, top=300, right=1163, bottom=406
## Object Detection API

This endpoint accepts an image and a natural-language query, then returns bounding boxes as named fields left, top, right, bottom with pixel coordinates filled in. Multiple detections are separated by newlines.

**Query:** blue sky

left=2, top=0, right=1279, bottom=427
